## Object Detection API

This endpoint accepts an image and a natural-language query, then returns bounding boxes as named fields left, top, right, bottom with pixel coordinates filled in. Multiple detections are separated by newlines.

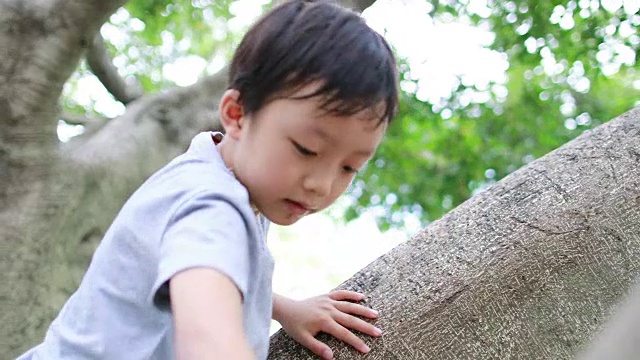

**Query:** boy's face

left=221, top=85, right=386, bottom=226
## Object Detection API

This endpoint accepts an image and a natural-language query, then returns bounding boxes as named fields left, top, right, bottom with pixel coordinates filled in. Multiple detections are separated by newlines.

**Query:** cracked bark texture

left=268, top=107, right=640, bottom=359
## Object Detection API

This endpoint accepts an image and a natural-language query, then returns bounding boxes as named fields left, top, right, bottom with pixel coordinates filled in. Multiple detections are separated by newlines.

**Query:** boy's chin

left=262, top=212, right=305, bottom=226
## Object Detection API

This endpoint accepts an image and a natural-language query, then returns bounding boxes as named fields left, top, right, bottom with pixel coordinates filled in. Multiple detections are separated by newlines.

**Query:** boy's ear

left=219, top=89, right=244, bottom=140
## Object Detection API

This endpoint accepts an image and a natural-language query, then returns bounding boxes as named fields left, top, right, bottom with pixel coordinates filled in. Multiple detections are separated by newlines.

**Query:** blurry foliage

left=350, top=0, right=640, bottom=229
left=61, top=0, right=640, bottom=230
left=120, top=0, right=237, bottom=91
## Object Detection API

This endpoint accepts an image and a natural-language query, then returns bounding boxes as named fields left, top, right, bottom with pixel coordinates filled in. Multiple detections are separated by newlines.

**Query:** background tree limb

left=86, top=33, right=142, bottom=104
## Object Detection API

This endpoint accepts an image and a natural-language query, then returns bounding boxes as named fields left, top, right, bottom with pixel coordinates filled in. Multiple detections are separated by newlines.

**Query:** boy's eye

left=292, top=141, right=317, bottom=156
left=343, top=166, right=359, bottom=174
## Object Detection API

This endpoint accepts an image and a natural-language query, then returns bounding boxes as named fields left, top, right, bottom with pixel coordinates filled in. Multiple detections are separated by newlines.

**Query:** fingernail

left=322, top=349, right=333, bottom=359
left=374, top=327, right=383, bottom=336
left=362, top=344, right=371, bottom=353
left=370, top=309, right=379, bottom=317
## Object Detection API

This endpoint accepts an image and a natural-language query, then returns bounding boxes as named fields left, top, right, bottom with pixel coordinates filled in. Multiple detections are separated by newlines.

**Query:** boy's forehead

left=313, top=104, right=389, bottom=131
left=302, top=112, right=387, bottom=149
left=283, top=81, right=388, bottom=120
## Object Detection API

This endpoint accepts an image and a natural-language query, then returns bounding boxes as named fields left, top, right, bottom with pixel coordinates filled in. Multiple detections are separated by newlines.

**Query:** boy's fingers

left=298, top=334, right=333, bottom=360
left=335, top=301, right=379, bottom=319
left=324, top=322, right=371, bottom=354
left=328, top=290, right=365, bottom=302
left=336, top=312, right=383, bottom=338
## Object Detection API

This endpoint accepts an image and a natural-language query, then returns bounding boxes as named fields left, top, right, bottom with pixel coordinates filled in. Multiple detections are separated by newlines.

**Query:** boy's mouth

left=284, top=199, right=312, bottom=215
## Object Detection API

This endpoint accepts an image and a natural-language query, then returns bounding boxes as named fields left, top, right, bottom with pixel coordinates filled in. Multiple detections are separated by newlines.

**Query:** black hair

left=228, top=0, right=398, bottom=124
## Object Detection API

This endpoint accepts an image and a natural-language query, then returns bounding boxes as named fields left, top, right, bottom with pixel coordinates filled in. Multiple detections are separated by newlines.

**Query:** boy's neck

left=214, top=134, right=260, bottom=217
left=213, top=134, right=234, bottom=174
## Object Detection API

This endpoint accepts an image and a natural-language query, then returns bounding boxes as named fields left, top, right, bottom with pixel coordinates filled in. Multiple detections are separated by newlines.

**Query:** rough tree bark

left=269, top=107, right=640, bottom=359
left=0, top=0, right=375, bottom=357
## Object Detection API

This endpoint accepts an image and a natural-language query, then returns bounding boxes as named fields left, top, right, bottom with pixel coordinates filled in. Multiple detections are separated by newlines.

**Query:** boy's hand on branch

left=273, top=291, right=382, bottom=360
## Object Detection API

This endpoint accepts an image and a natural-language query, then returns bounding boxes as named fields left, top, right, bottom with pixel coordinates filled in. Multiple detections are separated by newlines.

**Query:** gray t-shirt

left=18, top=132, right=275, bottom=360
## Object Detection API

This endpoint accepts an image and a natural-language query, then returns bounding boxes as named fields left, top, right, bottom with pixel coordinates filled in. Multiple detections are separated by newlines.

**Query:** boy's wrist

left=272, top=293, right=292, bottom=323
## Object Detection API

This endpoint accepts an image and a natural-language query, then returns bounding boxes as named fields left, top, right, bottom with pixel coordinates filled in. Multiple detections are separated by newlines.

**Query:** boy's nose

left=302, top=170, right=333, bottom=198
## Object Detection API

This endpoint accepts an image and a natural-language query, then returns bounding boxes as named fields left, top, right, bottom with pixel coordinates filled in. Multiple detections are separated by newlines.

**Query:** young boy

left=18, top=0, right=398, bottom=359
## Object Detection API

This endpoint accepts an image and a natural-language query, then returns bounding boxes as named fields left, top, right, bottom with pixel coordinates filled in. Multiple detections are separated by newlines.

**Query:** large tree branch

left=86, top=33, right=142, bottom=104
left=59, top=111, right=109, bottom=138
left=269, top=106, right=640, bottom=359
left=63, top=66, right=228, bottom=165
left=60, top=111, right=107, bottom=126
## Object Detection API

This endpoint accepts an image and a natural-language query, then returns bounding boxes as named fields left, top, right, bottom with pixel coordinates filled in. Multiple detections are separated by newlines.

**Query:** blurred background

left=56, top=0, right=640, bottom=330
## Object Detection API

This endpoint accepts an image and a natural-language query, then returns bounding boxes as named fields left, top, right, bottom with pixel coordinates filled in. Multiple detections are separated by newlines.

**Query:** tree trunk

left=0, top=0, right=227, bottom=355
left=269, top=106, right=640, bottom=359
left=1, top=0, right=126, bottom=355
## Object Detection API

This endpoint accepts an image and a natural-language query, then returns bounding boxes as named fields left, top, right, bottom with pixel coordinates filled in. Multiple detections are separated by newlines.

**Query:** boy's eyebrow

left=310, top=126, right=332, bottom=143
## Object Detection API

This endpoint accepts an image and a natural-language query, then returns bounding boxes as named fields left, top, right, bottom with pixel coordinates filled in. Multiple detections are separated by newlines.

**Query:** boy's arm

left=170, top=267, right=254, bottom=360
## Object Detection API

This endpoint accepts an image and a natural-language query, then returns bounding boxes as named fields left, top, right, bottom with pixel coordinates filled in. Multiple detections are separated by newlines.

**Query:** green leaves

left=347, top=0, right=640, bottom=229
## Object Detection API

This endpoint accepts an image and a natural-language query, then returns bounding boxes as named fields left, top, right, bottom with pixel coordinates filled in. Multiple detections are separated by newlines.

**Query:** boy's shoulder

left=152, top=132, right=246, bottom=198
left=123, top=132, right=253, bottom=222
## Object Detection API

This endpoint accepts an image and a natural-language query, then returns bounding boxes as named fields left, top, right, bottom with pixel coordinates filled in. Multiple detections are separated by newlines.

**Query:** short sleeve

left=151, top=190, right=252, bottom=311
